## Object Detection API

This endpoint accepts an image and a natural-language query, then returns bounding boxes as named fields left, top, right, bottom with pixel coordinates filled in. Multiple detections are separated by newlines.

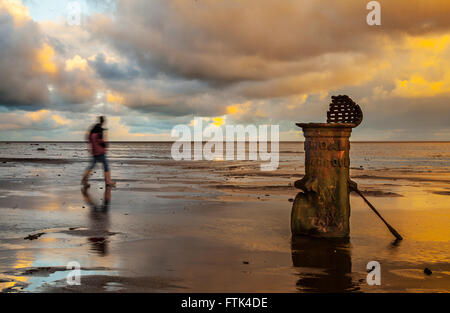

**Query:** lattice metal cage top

left=326, top=95, right=363, bottom=127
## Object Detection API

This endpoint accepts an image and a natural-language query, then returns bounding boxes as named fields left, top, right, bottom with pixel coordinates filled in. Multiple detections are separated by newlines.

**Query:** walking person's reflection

left=81, top=186, right=112, bottom=256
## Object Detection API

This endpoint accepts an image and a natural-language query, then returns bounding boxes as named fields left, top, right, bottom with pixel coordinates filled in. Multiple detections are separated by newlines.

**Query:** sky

left=0, top=0, right=449, bottom=141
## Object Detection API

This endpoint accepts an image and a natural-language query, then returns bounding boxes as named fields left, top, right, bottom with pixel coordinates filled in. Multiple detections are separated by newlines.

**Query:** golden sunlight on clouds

left=51, top=114, right=70, bottom=126
left=26, top=109, right=49, bottom=121
left=0, top=0, right=30, bottom=24
left=287, top=94, right=308, bottom=109
left=107, top=116, right=147, bottom=140
left=188, top=116, right=226, bottom=127
left=226, top=105, right=244, bottom=115
left=226, top=101, right=252, bottom=116
left=106, top=92, right=125, bottom=104
left=23, top=110, right=70, bottom=127
left=35, top=44, right=58, bottom=75
left=105, top=117, right=172, bottom=141
left=392, top=34, right=450, bottom=98
left=65, top=55, right=88, bottom=71
left=393, top=75, right=450, bottom=98
left=212, top=116, right=225, bottom=126
left=406, top=35, right=450, bottom=53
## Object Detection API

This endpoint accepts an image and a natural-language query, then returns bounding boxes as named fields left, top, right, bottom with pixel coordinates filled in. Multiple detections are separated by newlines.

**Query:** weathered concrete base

left=291, top=191, right=350, bottom=238
left=291, top=123, right=353, bottom=239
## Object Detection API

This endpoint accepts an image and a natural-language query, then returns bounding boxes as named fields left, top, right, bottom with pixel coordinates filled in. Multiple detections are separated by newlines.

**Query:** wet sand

left=0, top=142, right=449, bottom=292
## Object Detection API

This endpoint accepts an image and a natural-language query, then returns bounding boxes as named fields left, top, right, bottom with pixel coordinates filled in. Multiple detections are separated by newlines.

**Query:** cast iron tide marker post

left=291, top=95, right=362, bottom=238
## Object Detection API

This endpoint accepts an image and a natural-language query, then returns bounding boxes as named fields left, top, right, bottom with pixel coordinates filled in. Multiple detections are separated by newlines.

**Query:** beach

left=0, top=141, right=449, bottom=293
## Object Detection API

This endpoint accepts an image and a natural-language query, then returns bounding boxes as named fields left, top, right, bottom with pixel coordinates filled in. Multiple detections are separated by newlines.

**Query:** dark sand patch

left=0, top=158, right=77, bottom=164
left=24, top=232, right=46, bottom=240
left=58, top=228, right=118, bottom=238
left=156, top=195, right=224, bottom=201
left=0, top=278, right=14, bottom=283
left=430, top=191, right=450, bottom=196
left=352, top=174, right=450, bottom=184
left=357, top=190, right=404, bottom=197
left=89, top=178, right=142, bottom=183
left=117, top=186, right=198, bottom=193
left=224, top=172, right=303, bottom=178
left=22, top=228, right=118, bottom=242
left=156, top=179, right=222, bottom=185
left=38, top=275, right=185, bottom=293
left=1, top=281, right=28, bottom=293
left=213, top=184, right=295, bottom=191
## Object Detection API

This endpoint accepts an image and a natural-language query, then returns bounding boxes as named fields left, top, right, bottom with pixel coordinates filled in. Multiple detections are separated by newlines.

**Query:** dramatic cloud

left=0, top=1, right=100, bottom=112
left=91, top=0, right=450, bottom=83
left=1, top=0, right=450, bottom=140
left=0, top=1, right=51, bottom=109
left=88, top=52, right=140, bottom=81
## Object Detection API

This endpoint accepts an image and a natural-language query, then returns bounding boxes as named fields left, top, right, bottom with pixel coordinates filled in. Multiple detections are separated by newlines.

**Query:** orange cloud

left=65, top=55, right=88, bottom=71
left=51, top=114, right=70, bottom=126
left=389, top=34, right=450, bottom=98
left=106, top=92, right=125, bottom=104
left=226, top=105, right=244, bottom=115
left=212, top=116, right=225, bottom=126
left=106, top=116, right=172, bottom=141
left=0, top=0, right=30, bottom=24
left=35, top=44, right=58, bottom=75
left=26, top=109, right=50, bottom=121
left=226, top=101, right=253, bottom=116
left=393, top=75, right=449, bottom=98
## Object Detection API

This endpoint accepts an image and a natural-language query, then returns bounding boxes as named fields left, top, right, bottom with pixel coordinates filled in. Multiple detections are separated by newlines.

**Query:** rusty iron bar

left=353, top=188, right=403, bottom=241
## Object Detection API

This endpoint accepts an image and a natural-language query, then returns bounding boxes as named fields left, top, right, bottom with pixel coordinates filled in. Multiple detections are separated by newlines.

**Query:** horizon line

left=1, top=140, right=449, bottom=143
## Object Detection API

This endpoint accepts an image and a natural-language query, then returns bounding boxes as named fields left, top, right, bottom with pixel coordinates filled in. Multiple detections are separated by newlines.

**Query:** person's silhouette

left=81, top=116, right=116, bottom=187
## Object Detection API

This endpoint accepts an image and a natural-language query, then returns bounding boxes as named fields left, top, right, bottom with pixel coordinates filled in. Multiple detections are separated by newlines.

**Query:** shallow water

left=0, top=142, right=449, bottom=292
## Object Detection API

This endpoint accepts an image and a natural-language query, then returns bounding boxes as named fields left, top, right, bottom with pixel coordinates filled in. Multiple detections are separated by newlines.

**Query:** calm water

left=1, top=141, right=449, bottom=172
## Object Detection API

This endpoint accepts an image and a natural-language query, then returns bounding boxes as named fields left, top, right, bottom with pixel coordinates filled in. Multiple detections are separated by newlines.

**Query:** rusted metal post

left=291, top=95, right=362, bottom=238
left=292, top=124, right=353, bottom=238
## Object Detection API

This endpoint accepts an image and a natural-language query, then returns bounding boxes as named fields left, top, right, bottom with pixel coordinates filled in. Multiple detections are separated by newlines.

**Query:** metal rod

left=354, top=188, right=403, bottom=241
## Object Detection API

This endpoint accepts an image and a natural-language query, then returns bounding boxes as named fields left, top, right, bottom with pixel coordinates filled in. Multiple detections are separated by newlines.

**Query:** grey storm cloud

left=83, top=0, right=450, bottom=123
left=118, top=86, right=232, bottom=117
left=90, top=0, right=450, bottom=85
left=89, top=52, right=140, bottom=80
left=0, top=12, right=50, bottom=109
left=0, top=6, right=100, bottom=113
left=50, top=71, right=99, bottom=111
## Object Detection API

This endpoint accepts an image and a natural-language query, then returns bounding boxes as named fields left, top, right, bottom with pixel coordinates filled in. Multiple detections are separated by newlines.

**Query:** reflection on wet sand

left=1, top=142, right=449, bottom=292
left=291, top=237, right=360, bottom=292
left=81, top=186, right=111, bottom=256
left=0, top=250, right=34, bottom=292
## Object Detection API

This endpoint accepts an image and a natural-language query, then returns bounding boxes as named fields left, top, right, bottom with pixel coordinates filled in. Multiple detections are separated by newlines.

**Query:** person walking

left=81, top=116, right=116, bottom=187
